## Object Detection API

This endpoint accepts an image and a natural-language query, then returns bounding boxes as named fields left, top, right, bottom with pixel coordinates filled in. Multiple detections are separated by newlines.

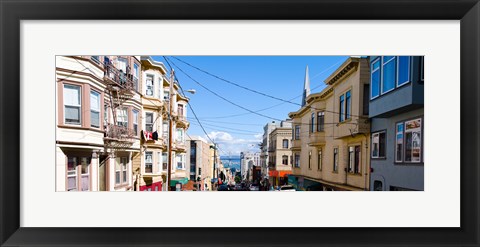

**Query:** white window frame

left=370, top=57, right=381, bottom=100
left=396, top=56, right=411, bottom=87
left=176, top=128, right=184, bottom=142
left=381, top=56, right=397, bottom=95
left=145, top=112, right=154, bottom=132
left=176, top=154, right=185, bottom=170
left=64, top=84, right=82, bottom=125
left=146, top=74, right=154, bottom=97
left=132, top=109, right=139, bottom=135
left=145, top=152, right=153, bottom=174
left=157, top=152, right=163, bottom=173
left=371, top=131, right=386, bottom=159
left=115, top=157, right=128, bottom=186
left=90, top=90, right=100, bottom=128
left=116, top=108, right=128, bottom=128
left=133, top=63, right=139, bottom=91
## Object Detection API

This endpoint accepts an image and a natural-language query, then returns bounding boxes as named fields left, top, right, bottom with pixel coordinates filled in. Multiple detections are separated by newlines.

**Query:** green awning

left=170, top=177, right=189, bottom=186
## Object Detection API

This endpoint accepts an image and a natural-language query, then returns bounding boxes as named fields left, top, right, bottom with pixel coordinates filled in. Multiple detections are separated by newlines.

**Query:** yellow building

left=267, top=120, right=293, bottom=187
left=288, top=57, right=371, bottom=191
left=132, top=56, right=190, bottom=191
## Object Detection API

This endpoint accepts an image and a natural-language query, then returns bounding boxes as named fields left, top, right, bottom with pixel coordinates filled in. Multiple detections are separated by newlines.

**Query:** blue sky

left=153, top=56, right=349, bottom=156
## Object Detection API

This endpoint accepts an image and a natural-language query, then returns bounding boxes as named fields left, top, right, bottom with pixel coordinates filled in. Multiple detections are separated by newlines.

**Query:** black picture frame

left=1, top=0, right=478, bottom=246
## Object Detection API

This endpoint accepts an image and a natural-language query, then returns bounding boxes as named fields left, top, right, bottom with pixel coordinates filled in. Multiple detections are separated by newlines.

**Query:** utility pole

left=167, top=69, right=174, bottom=191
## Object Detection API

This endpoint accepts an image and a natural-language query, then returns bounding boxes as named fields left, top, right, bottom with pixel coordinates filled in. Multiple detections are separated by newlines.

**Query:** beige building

left=186, top=136, right=214, bottom=191
left=56, top=55, right=142, bottom=191
left=267, top=120, right=293, bottom=187
left=288, top=58, right=371, bottom=191
left=133, top=56, right=190, bottom=191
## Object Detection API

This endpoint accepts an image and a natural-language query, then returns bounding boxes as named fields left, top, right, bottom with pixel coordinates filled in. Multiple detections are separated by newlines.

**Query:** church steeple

left=301, top=65, right=310, bottom=106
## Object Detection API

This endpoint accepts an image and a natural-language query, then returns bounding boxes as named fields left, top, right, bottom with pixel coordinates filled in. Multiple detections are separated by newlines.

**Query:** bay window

left=176, top=154, right=185, bottom=169
left=317, top=111, right=324, bottom=131
left=64, top=84, right=81, bottom=125
left=162, top=152, right=168, bottom=171
left=116, top=108, right=128, bottom=128
left=133, top=63, right=139, bottom=91
left=382, top=56, right=396, bottom=93
left=90, top=91, right=100, bottom=128
left=294, top=153, right=300, bottom=168
left=371, top=59, right=381, bottom=98
left=146, top=74, right=154, bottom=96
left=397, top=56, right=411, bottom=86
left=345, top=90, right=351, bottom=119
left=339, top=94, right=345, bottom=122
left=310, top=113, right=315, bottom=133
left=294, top=125, right=300, bottom=140
left=371, top=56, right=414, bottom=99
left=132, top=109, right=139, bottom=135
left=145, top=152, right=153, bottom=173
left=145, top=112, right=153, bottom=132
left=176, top=128, right=184, bottom=142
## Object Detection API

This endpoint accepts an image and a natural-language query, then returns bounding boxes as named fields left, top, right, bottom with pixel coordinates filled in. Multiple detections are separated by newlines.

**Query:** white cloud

left=254, top=133, right=263, bottom=139
left=204, top=131, right=261, bottom=155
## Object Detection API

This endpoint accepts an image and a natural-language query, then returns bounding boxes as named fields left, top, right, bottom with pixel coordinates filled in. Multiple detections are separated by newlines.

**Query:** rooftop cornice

left=324, top=57, right=360, bottom=86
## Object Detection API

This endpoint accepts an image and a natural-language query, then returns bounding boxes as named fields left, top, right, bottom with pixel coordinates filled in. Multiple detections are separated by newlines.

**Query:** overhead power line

left=170, top=56, right=363, bottom=118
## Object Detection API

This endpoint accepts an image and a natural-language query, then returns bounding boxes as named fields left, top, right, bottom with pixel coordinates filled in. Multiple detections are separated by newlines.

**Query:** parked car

left=279, top=185, right=296, bottom=191
left=249, top=184, right=259, bottom=191
left=218, top=184, right=229, bottom=191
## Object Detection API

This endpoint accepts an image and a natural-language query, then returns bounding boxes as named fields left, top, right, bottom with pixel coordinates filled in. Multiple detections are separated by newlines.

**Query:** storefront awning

left=170, top=177, right=189, bottom=186
left=269, top=170, right=292, bottom=177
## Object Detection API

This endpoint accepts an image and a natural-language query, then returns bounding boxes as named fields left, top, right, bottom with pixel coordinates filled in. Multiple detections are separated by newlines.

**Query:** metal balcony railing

left=104, top=63, right=135, bottom=91
left=104, top=124, right=135, bottom=141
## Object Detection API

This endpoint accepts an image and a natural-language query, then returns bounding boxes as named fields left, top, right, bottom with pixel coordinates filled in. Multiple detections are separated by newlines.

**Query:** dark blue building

left=369, top=56, right=424, bottom=191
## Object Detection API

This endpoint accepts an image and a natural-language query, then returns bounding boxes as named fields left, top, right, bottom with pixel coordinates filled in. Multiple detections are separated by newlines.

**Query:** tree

left=234, top=176, right=241, bottom=184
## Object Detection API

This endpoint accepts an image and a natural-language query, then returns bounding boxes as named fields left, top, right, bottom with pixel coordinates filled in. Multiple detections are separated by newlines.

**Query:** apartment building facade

left=267, top=120, right=293, bottom=186
left=260, top=121, right=281, bottom=178
left=56, top=55, right=141, bottom=191
left=240, top=152, right=261, bottom=181
left=368, top=56, right=424, bottom=191
left=288, top=58, right=371, bottom=191
left=186, top=136, right=215, bottom=191
left=133, top=56, right=190, bottom=191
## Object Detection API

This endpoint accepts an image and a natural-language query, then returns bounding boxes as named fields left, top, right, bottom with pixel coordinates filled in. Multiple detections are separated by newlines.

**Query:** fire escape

left=103, top=60, right=136, bottom=152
